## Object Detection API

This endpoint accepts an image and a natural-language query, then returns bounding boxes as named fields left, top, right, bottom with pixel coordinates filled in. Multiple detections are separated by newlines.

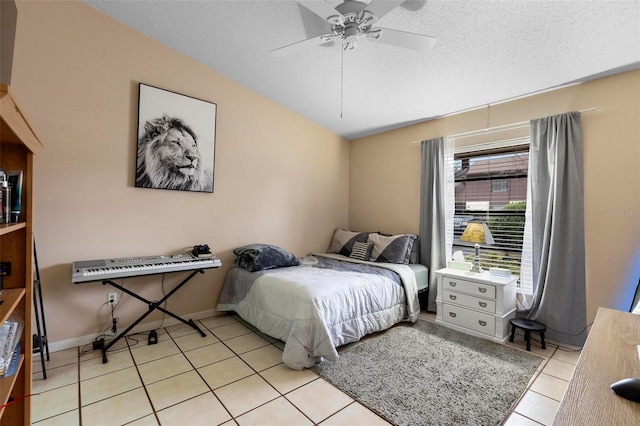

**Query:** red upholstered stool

left=509, top=318, right=546, bottom=351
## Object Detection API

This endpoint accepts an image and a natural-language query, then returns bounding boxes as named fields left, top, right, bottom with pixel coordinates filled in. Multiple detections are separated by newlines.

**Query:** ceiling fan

left=270, top=0, right=436, bottom=56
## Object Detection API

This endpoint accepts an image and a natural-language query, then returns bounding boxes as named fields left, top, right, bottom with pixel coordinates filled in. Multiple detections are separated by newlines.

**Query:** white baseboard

left=47, top=309, right=222, bottom=353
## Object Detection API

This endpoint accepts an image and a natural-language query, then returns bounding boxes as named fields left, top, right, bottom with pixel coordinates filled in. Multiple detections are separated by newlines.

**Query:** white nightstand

left=435, top=268, right=518, bottom=343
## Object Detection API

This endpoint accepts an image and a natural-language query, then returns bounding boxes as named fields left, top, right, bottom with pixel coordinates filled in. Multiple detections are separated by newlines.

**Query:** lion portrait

left=136, top=115, right=213, bottom=192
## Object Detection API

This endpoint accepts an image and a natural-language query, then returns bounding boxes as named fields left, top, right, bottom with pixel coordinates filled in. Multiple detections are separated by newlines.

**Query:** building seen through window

left=453, top=147, right=529, bottom=275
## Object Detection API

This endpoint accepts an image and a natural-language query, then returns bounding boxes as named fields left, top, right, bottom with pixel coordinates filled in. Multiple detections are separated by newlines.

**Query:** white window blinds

left=450, top=138, right=530, bottom=277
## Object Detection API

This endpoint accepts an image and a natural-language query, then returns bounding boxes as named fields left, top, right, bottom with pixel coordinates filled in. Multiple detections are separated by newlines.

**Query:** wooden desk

left=554, top=307, right=640, bottom=425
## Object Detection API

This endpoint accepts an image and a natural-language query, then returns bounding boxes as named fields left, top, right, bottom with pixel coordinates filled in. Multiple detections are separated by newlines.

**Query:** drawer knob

left=449, top=295, right=457, bottom=300
left=478, top=301, right=487, bottom=308
left=449, top=312, right=457, bottom=318
left=450, top=282, right=457, bottom=287
left=478, top=287, right=487, bottom=293
left=478, top=320, right=487, bottom=327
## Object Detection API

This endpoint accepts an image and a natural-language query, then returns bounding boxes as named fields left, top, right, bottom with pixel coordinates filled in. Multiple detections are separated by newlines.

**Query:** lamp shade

left=460, top=222, right=495, bottom=245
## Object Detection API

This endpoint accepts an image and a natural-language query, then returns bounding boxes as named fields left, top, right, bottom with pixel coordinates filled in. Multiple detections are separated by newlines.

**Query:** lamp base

left=470, top=262, right=484, bottom=273
left=471, top=243, right=483, bottom=273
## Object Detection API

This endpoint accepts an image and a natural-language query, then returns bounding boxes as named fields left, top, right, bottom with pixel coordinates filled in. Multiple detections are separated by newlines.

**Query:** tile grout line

left=77, top=346, right=83, bottom=426
left=503, top=339, right=558, bottom=426
left=204, top=317, right=320, bottom=424
left=125, top=333, right=162, bottom=425
left=76, top=324, right=208, bottom=423
left=163, top=319, right=237, bottom=422
left=35, top=317, right=288, bottom=424
left=231, top=318, right=328, bottom=423
left=201, top=317, right=318, bottom=424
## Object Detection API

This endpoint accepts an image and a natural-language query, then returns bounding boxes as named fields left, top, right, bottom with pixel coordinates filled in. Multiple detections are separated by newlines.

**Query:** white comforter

left=216, top=253, right=420, bottom=369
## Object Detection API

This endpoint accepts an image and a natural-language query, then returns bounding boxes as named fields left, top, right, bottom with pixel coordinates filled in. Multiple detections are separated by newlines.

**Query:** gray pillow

left=409, top=237, right=420, bottom=264
left=368, top=233, right=417, bottom=264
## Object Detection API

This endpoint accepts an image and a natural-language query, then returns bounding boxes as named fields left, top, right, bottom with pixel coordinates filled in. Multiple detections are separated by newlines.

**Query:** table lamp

left=460, top=221, right=494, bottom=273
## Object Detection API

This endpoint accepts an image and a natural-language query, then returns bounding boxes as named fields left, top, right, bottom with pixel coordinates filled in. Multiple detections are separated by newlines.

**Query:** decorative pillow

left=349, top=241, right=373, bottom=261
left=233, top=244, right=300, bottom=272
left=409, top=237, right=420, bottom=264
left=327, top=229, right=370, bottom=257
left=368, top=233, right=417, bottom=264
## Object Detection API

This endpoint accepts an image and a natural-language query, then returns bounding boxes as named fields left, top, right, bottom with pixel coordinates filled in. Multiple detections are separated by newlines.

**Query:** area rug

left=314, top=320, right=544, bottom=426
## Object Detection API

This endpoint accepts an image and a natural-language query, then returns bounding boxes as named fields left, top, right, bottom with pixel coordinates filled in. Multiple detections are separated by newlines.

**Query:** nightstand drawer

left=443, top=277, right=496, bottom=299
left=442, top=303, right=496, bottom=336
left=443, top=290, right=496, bottom=314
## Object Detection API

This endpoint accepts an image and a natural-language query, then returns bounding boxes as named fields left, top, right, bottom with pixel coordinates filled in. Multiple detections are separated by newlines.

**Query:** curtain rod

left=410, top=106, right=602, bottom=145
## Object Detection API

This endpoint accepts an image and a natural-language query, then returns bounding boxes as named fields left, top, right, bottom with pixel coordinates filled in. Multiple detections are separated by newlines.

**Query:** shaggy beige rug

left=314, top=320, right=543, bottom=426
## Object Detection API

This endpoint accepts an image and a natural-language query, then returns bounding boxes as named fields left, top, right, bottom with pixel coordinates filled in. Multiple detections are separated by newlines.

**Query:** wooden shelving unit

left=1, top=83, right=44, bottom=425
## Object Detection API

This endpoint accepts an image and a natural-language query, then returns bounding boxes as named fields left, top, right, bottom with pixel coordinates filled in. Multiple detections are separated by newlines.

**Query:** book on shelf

left=0, top=318, right=22, bottom=376
left=6, top=170, right=23, bottom=223
left=2, top=342, right=21, bottom=378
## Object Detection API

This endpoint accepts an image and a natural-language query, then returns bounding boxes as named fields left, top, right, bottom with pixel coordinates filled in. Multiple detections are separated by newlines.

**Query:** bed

left=216, top=231, right=428, bottom=369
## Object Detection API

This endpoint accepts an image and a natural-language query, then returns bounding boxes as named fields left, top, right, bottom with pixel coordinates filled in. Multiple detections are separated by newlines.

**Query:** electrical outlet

left=107, top=292, right=117, bottom=304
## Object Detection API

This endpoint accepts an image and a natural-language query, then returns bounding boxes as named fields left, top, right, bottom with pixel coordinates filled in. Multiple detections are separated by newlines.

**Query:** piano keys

left=72, top=253, right=222, bottom=283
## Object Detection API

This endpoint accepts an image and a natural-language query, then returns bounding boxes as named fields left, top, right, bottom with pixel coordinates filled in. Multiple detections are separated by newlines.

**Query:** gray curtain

left=521, top=112, right=588, bottom=346
left=419, top=137, right=446, bottom=312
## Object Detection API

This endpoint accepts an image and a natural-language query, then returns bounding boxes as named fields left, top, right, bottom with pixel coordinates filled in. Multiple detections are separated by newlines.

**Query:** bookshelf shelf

left=0, top=223, right=26, bottom=237
left=0, top=289, right=25, bottom=325
left=0, top=354, right=24, bottom=418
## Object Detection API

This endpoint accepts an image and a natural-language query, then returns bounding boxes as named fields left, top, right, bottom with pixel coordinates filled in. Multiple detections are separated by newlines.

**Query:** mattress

left=217, top=253, right=423, bottom=369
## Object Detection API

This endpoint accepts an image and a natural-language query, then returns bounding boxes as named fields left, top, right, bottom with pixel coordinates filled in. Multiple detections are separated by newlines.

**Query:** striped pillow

left=349, top=241, right=373, bottom=261
left=327, top=229, right=370, bottom=257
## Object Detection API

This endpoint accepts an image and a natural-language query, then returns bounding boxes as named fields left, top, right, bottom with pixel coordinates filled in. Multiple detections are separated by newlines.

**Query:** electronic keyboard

left=72, top=253, right=221, bottom=283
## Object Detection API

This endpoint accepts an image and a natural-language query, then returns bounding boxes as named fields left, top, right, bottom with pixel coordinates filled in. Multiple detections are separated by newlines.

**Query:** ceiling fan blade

left=364, top=0, right=406, bottom=20
left=372, top=27, right=436, bottom=52
left=270, top=34, right=336, bottom=57
left=297, top=1, right=344, bottom=25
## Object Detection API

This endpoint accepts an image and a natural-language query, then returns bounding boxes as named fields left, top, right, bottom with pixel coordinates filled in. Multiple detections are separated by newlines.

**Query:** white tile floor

left=32, top=312, right=579, bottom=425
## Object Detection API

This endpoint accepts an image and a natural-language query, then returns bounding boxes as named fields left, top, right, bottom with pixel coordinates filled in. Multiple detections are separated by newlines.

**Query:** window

left=492, top=179, right=508, bottom=193
left=452, top=143, right=529, bottom=275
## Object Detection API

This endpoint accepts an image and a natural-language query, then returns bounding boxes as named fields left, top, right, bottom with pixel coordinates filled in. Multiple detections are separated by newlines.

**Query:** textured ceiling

left=84, top=0, right=640, bottom=140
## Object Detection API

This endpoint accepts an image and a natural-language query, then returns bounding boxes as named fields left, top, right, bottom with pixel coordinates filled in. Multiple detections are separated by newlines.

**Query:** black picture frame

left=135, top=83, right=216, bottom=193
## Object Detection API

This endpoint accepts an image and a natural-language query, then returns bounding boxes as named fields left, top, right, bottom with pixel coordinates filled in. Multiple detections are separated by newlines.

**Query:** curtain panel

left=520, top=111, right=588, bottom=346
left=419, top=137, right=453, bottom=312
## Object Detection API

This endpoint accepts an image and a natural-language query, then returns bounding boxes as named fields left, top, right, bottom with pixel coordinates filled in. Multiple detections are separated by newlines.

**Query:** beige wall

left=9, top=1, right=349, bottom=346
left=7, top=1, right=638, bottom=347
left=350, top=70, right=640, bottom=324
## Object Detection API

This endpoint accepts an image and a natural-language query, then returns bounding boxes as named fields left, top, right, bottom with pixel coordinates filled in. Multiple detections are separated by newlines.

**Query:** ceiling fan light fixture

left=321, top=33, right=338, bottom=43
left=343, top=25, right=360, bottom=42
left=367, top=27, right=382, bottom=40
left=326, top=14, right=345, bottom=26
left=357, top=9, right=377, bottom=27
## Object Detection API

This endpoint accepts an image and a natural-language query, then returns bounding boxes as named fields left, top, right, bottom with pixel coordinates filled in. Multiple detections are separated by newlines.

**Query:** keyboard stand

left=100, top=269, right=207, bottom=363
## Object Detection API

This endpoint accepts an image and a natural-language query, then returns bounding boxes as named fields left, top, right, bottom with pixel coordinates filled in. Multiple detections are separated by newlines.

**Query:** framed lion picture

left=135, top=83, right=216, bottom=193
